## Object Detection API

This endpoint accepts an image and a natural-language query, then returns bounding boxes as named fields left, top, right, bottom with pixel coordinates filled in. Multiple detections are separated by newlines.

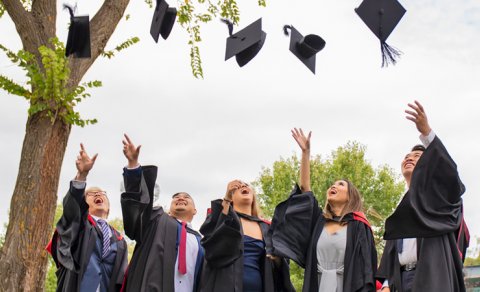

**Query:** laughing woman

left=199, top=180, right=295, bottom=292
left=268, top=129, right=378, bottom=292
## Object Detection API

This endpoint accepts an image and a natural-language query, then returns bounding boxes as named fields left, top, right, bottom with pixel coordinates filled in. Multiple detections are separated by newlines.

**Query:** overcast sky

left=1, top=0, right=479, bottom=251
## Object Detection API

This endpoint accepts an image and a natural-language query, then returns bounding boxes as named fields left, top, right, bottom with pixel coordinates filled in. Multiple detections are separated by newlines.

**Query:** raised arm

left=200, top=199, right=243, bottom=268
left=54, top=144, right=97, bottom=270
left=120, top=134, right=156, bottom=242
left=292, top=128, right=312, bottom=192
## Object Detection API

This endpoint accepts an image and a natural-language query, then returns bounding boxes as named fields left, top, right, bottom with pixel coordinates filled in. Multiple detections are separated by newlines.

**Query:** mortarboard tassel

left=283, top=25, right=292, bottom=36
left=63, top=3, right=75, bottom=19
left=378, top=8, right=402, bottom=67
left=221, top=19, right=234, bottom=36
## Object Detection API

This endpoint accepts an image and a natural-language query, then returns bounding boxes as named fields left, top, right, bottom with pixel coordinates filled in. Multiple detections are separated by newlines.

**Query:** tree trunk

left=0, top=0, right=130, bottom=290
left=0, top=112, right=71, bottom=291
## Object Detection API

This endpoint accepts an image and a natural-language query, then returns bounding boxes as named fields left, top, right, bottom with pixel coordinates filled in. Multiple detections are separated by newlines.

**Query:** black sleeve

left=376, top=239, right=397, bottom=287
left=268, top=184, right=322, bottom=268
left=385, top=136, right=465, bottom=239
left=121, top=165, right=158, bottom=242
left=54, top=182, right=89, bottom=271
left=200, top=199, right=243, bottom=268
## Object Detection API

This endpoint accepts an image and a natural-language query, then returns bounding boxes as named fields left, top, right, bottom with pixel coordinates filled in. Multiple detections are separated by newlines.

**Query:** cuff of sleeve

left=71, top=180, right=87, bottom=190
left=123, top=165, right=142, bottom=176
left=382, top=279, right=389, bottom=288
left=419, top=130, right=436, bottom=148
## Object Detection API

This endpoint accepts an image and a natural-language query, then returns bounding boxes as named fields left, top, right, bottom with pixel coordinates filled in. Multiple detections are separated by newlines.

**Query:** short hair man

left=377, top=101, right=469, bottom=292
left=120, top=134, right=204, bottom=292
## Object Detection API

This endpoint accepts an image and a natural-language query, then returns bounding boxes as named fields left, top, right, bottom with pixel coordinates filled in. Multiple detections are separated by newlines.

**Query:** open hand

left=75, top=143, right=98, bottom=181
left=405, top=101, right=432, bottom=136
left=292, top=128, right=311, bottom=152
left=122, top=134, right=141, bottom=168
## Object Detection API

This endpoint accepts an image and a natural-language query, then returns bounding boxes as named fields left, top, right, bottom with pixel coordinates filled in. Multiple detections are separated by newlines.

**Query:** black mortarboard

left=283, top=25, right=326, bottom=74
left=150, top=0, right=177, bottom=42
left=64, top=4, right=91, bottom=58
left=355, top=0, right=406, bottom=67
left=223, top=18, right=267, bottom=67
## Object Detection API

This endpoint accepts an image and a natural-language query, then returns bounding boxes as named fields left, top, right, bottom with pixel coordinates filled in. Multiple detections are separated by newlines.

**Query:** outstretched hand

left=292, top=128, right=311, bottom=152
left=75, top=143, right=98, bottom=181
left=122, top=134, right=141, bottom=168
left=405, top=100, right=432, bottom=136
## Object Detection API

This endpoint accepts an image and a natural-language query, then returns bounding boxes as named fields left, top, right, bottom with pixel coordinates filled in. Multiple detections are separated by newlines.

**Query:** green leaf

left=0, top=1, right=5, bottom=18
left=0, top=76, right=31, bottom=98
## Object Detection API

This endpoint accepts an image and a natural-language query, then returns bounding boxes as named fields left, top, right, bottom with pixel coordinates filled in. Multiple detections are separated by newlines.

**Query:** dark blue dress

left=243, top=235, right=265, bottom=292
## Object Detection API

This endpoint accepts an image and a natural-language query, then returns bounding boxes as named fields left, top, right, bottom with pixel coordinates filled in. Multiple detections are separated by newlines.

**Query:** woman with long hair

left=268, top=129, right=378, bottom=292
left=199, top=179, right=294, bottom=292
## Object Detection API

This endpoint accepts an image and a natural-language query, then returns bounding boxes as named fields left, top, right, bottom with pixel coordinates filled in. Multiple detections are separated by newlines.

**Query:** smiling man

left=120, top=134, right=204, bottom=292
left=377, top=101, right=469, bottom=292
left=48, top=144, right=128, bottom=292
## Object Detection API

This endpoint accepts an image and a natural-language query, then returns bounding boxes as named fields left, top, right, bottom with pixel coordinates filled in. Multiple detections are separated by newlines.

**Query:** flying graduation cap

left=64, top=4, right=91, bottom=58
left=355, top=0, right=406, bottom=67
left=283, top=25, right=326, bottom=74
left=150, top=0, right=177, bottom=42
left=223, top=18, right=267, bottom=67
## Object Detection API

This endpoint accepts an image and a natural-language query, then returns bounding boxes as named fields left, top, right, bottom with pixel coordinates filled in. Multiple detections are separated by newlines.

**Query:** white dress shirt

left=174, top=220, right=200, bottom=292
left=383, top=130, right=436, bottom=289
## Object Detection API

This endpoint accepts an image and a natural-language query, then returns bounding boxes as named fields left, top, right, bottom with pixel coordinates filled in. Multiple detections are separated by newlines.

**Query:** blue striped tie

left=97, top=219, right=111, bottom=258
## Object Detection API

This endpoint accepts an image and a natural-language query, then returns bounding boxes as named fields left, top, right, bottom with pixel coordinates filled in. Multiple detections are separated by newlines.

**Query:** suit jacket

left=47, top=182, right=128, bottom=292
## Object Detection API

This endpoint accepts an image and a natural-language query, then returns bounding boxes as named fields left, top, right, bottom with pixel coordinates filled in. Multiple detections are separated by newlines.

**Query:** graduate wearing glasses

left=47, top=144, right=128, bottom=292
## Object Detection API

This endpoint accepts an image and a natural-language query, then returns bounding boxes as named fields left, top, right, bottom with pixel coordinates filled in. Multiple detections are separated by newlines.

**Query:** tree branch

left=31, top=0, right=56, bottom=38
left=68, top=0, right=131, bottom=87
left=3, top=0, right=55, bottom=58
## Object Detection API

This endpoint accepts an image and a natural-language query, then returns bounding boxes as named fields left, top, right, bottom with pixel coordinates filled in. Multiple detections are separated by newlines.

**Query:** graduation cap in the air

left=223, top=18, right=267, bottom=67
left=64, top=4, right=91, bottom=58
left=150, top=0, right=177, bottom=42
left=283, top=25, right=326, bottom=74
left=355, top=0, right=406, bottom=67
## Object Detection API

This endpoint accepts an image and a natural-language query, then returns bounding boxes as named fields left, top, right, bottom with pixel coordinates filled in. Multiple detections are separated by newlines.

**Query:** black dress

left=199, top=199, right=295, bottom=292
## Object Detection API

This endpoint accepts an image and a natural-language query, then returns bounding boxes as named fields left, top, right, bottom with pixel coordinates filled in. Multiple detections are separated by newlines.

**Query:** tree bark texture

left=0, top=114, right=71, bottom=292
left=0, top=0, right=131, bottom=290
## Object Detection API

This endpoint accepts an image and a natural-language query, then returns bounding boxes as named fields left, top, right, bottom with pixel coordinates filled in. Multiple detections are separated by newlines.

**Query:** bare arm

left=292, top=128, right=311, bottom=192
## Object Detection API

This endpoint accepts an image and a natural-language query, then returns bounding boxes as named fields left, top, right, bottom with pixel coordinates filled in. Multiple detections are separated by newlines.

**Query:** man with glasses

left=120, top=134, right=204, bottom=292
left=47, top=144, right=128, bottom=292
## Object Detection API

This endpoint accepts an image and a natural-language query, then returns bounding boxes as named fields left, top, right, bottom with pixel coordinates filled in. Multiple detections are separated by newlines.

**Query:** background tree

left=0, top=0, right=263, bottom=290
left=253, top=141, right=405, bottom=290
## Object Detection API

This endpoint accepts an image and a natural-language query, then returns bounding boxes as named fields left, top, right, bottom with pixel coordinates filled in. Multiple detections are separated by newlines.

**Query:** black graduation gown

left=199, top=199, right=295, bottom=292
left=120, top=165, right=203, bottom=292
left=268, top=185, right=378, bottom=292
left=48, top=182, right=128, bottom=292
left=377, top=136, right=468, bottom=292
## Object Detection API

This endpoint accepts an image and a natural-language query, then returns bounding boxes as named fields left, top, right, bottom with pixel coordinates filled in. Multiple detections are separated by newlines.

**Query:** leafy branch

left=101, top=37, right=140, bottom=59
left=0, top=38, right=99, bottom=127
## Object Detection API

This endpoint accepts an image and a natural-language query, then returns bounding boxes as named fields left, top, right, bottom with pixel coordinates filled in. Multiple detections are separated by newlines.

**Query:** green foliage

left=144, top=0, right=153, bottom=8
left=0, top=0, right=5, bottom=18
left=465, top=236, right=480, bottom=266
left=20, top=0, right=32, bottom=11
left=176, top=0, right=265, bottom=78
left=0, top=38, right=99, bottom=127
left=219, top=0, right=240, bottom=25
left=43, top=203, right=63, bottom=291
left=101, top=37, right=140, bottom=59
left=253, top=141, right=404, bottom=291
left=0, top=222, right=6, bottom=250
